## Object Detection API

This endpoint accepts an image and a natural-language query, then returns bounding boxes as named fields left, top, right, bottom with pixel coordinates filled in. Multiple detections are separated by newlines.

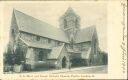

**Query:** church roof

left=47, top=43, right=65, bottom=59
left=75, top=26, right=96, bottom=43
left=13, top=9, right=69, bottom=43
left=13, top=9, right=96, bottom=43
left=19, top=38, right=52, bottom=49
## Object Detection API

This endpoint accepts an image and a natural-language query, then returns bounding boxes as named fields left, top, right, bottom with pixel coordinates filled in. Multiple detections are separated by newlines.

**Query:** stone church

left=9, top=8, right=102, bottom=70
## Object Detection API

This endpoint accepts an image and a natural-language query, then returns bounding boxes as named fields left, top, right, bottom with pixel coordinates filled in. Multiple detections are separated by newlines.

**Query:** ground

left=5, top=65, right=107, bottom=74
left=28, top=65, right=107, bottom=74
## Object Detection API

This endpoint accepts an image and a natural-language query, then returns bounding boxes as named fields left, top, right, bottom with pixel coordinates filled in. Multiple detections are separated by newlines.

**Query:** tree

left=3, top=43, right=15, bottom=65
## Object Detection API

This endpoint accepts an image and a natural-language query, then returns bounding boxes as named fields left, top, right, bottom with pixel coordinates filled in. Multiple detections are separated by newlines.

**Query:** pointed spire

left=13, top=8, right=17, bottom=13
left=67, top=7, right=74, bottom=12
left=13, top=8, right=16, bottom=11
left=12, top=8, right=18, bottom=16
left=65, top=7, right=75, bottom=14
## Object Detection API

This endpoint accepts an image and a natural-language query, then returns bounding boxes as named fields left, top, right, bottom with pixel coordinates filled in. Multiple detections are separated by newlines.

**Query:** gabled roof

left=13, top=9, right=69, bottom=43
left=12, top=9, right=96, bottom=44
left=19, top=38, right=52, bottom=49
left=67, top=48, right=81, bottom=53
left=62, top=7, right=79, bottom=17
left=47, top=43, right=65, bottom=59
left=75, top=26, right=96, bottom=43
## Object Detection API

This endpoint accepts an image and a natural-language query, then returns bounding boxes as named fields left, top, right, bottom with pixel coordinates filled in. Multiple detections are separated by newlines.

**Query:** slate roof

left=75, top=26, right=95, bottom=43
left=19, top=38, right=52, bottom=49
left=47, top=43, right=65, bottom=59
left=13, top=9, right=69, bottom=43
left=67, top=48, right=81, bottom=53
left=13, top=9, right=96, bottom=44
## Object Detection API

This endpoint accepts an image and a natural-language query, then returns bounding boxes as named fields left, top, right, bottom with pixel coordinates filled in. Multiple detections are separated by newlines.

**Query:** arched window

left=94, top=39, right=97, bottom=54
left=48, top=39, right=51, bottom=43
left=75, top=19, right=78, bottom=28
left=64, top=19, right=67, bottom=29
left=38, top=51, right=47, bottom=61
left=11, top=29, right=16, bottom=38
left=36, top=36, right=40, bottom=41
left=12, top=29, right=14, bottom=33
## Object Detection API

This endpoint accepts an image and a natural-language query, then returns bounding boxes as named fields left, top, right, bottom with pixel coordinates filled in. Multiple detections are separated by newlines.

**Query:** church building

left=9, top=8, right=102, bottom=70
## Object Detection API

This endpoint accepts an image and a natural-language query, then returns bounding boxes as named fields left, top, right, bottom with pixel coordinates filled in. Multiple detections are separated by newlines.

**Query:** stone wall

left=81, top=41, right=91, bottom=51
left=25, top=47, right=52, bottom=69
left=56, top=46, right=70, bottom=69
left=9, top=12, right=20, bottom=52
left=25, top=47, right=36, bottom=69
left=20, top=32, right=63, bottom=48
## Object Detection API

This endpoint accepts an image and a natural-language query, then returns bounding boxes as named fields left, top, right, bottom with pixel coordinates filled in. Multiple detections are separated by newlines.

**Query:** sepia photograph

left=0, top=0, right=127, bottom=79
left=2, top=2, right=108, bottom=74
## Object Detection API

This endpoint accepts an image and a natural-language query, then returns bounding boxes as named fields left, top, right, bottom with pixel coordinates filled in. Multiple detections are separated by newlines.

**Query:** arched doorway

left=62, top=57, right=66, bottom=68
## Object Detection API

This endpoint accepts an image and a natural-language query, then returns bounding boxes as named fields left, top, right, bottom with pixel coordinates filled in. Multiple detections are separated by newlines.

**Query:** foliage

left=4, top=42, right=25, bottom=66
left=3, top=43, right=14, bottom=65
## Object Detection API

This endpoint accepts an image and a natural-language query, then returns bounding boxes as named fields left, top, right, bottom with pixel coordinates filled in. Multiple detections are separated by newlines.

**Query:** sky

left=1, top=1, right=107, bottom=52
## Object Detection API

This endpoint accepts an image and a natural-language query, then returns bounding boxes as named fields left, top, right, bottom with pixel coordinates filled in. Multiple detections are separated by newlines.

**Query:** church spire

left=65, top=7, right=75, bottom=14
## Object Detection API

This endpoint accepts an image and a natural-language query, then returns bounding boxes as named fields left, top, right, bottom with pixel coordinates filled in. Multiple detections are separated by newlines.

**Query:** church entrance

left=62, top=57, right=67, bottom=68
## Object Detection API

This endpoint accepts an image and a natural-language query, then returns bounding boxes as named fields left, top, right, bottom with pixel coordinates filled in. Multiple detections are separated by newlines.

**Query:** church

left=8, top=8, right=103, bottom=70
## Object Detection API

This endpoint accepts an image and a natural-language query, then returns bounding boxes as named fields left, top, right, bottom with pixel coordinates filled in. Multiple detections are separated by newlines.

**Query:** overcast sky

left=2, top=1, right=107, bottom=52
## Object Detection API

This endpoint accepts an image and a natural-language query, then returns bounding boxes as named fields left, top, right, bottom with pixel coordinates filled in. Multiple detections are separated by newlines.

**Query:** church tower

left=59, top=7, right=81, bottom=43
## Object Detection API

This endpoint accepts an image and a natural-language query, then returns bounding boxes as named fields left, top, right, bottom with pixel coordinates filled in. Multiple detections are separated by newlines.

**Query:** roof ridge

left=75, top=25, right=96, bottom=43
left=58, top=43, right=65, bottom=55
left=13, top=9, right=58, bottom=29
left=81, top=25, right=96, bottom=30
left=19, top=37, right=29, bottom=46
left=13, top=9, right=69, bottom=42
left=12, top=9, right=96, bottom=43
